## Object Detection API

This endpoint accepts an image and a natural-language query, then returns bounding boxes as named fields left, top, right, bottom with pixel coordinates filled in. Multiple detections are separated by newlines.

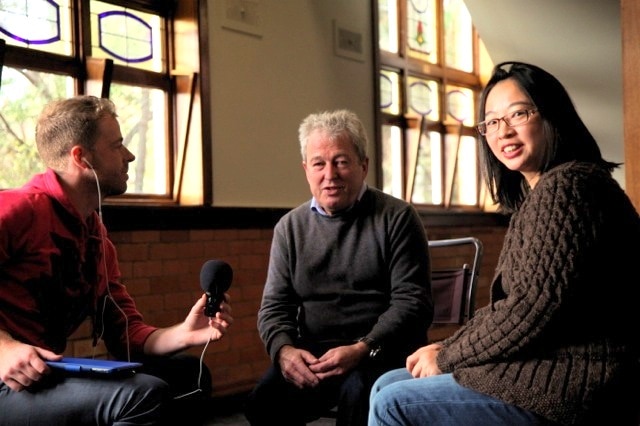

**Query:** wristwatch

left=357, top=337, right=381, bottom=360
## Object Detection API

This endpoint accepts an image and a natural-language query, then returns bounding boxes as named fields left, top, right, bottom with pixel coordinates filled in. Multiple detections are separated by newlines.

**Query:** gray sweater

left=258, top=187, right=432, bottom=364
left=437, top=161, right=640, bottom=425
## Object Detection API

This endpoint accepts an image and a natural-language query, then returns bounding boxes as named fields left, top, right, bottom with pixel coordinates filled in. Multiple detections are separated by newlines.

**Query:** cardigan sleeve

left=436, top=162, right=614, bottom=371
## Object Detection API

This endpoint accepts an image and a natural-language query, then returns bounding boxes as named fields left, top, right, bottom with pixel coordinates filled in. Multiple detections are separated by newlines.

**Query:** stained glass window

left=377, top=0, right=489, bottom=208
left=0, top=0, right=180, bottom=198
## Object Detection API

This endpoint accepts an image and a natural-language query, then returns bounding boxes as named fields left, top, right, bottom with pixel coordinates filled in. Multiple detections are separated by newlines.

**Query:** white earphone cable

left=88, top=163, right=207, bottom=397
left=87, top=166, right=131, bottom=362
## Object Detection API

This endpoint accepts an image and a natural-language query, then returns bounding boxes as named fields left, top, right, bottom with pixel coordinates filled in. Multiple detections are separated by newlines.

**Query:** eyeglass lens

left=477, top=109, right=535, bottom=135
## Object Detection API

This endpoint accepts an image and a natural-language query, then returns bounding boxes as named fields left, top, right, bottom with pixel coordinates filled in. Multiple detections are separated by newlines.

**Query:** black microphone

left=200, top=260, right=233, bottom=317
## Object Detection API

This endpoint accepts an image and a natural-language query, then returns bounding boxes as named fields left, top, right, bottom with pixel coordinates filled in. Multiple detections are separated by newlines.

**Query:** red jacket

left=0, top=169, right=156, bottom=358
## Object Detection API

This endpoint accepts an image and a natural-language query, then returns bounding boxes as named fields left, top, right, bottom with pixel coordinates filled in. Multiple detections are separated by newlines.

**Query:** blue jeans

left=368, top=370, right=554, bottom=426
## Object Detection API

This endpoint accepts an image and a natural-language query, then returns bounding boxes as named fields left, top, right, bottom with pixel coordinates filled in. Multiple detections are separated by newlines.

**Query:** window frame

left=0, top=0, right=209, bottom=205
left=373, top=0, right=487, bottom=211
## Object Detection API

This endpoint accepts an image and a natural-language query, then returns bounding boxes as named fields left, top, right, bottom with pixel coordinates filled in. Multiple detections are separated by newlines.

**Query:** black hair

left=477, top=61, right=619, bottom=213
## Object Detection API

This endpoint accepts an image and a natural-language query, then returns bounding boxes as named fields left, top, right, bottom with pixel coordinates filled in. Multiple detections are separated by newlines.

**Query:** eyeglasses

left=476, top=108, right=538, bottom=136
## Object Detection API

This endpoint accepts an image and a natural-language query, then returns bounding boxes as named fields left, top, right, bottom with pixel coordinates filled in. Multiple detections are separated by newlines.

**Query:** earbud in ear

left=82, top=158, right=94, bottom=169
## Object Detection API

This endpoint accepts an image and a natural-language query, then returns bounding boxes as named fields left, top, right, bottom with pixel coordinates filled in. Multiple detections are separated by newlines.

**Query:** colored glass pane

left=90, top=1, right=164, bottom=72
left=380, top=69, right=401, bottom=115
left=407, top=76, right=439, bottom=120
left=0, top=0, right=72, bottom=55
left=445, top=84, right=474, bottom=126
left=407, top=0, right=436, bottom=63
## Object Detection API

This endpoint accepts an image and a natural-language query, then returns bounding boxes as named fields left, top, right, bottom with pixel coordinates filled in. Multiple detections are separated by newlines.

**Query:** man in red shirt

left=0, top=95, right=233, bottom=425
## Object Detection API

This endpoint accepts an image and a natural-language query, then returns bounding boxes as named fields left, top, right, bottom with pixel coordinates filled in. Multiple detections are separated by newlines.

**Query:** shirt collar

left=311, top=182, right=368, bottom=216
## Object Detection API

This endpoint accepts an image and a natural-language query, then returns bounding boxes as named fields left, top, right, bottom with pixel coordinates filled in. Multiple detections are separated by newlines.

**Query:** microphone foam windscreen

left=199, top=259, right=233, bottom=293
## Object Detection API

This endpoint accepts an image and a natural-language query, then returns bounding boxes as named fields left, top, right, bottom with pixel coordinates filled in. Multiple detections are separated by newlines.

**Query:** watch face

left=357, top=337, right=381, bottom=359
left=369, top=347, right=381, bottom=359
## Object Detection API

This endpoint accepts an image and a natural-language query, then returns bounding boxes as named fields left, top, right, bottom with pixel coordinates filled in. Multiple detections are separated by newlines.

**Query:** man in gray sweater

left=244, top=109, right=432, bottom=426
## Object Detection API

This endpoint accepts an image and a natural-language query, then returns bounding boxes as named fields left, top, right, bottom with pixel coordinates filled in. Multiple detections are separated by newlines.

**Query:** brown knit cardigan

left=436, top=161, right=640, bottom=425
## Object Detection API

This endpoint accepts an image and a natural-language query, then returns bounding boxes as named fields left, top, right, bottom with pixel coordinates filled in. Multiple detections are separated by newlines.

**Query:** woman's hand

left=406, top=343, right=443, bottom=378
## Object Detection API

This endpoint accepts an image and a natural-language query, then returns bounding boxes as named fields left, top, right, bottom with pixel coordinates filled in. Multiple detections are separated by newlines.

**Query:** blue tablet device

left=46, top=357, right=142, bottom=375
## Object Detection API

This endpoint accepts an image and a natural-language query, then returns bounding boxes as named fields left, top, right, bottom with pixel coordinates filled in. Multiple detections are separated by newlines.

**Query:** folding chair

left=428, top=237, right=483, bottom=325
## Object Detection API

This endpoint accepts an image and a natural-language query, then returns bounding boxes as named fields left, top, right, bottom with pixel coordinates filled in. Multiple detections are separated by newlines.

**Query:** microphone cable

left=172, top=332, right=213, bottom=400
left=87, top=164, right=211, bottom=400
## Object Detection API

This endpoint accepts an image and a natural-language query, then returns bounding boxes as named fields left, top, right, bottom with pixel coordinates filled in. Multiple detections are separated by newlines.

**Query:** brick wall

left=65, top=223, right=506, bottom=397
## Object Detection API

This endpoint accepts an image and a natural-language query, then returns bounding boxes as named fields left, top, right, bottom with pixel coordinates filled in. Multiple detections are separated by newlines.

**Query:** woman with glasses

left=368, top=61, right=640, bottom=425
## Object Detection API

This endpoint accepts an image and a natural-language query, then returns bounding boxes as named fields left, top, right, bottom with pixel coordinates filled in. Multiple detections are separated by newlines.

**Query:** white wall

left=465, top=0, right=624, bottom=186
left=208, top=0, right=374, bottom=208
